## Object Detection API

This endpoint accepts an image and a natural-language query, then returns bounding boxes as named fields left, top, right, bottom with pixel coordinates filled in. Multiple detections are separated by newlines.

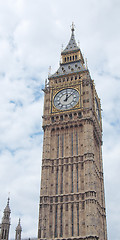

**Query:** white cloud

left=0, top=0, right=120, bottom=239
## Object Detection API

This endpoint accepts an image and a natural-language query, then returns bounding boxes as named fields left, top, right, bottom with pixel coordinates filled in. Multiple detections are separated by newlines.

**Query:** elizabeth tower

left=38, top=24, right=107, bottom=240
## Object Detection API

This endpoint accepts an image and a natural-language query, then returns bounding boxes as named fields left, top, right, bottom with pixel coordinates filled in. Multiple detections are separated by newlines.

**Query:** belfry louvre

left=38, top=24, right=107, bottom=240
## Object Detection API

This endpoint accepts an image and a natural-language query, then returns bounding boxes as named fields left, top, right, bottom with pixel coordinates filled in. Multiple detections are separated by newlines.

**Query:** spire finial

left=71, top=22, right=75, bottom=33
left=7, top=197, right=10, bottom=206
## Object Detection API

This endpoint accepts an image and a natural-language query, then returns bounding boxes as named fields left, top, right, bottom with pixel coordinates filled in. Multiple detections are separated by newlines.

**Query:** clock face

left=95, top=97, right=100, bottom=121
left=54, top=88, right=79, bottom=110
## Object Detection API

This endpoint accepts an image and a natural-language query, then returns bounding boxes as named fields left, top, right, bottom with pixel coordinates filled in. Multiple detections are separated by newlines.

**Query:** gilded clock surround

left=51, top=83, right=82, bottom=113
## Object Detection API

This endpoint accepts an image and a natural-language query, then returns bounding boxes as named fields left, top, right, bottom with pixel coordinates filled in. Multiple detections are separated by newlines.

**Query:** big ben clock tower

left=38, top=24, right=107, bottom=240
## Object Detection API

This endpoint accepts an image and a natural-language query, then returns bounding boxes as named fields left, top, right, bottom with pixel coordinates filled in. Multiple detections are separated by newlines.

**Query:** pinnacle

left=16, top=218, right=22, bottom=231
left=4, top=198, right=11, bottom=213
left=62, top=23, right=79, bottom=54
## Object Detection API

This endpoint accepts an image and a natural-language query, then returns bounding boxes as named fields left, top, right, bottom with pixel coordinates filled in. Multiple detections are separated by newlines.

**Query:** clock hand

left=66, top=92, right=73, bottom=100
left=64, top=89, right=68, bottom=101
left=64, top=91, right=73, bottom=102
left=64, top=94, right=68, bottom=101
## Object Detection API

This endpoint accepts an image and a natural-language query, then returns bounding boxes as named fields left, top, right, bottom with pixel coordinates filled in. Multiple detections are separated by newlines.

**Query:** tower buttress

left=0, top=198, right=11, bottom=240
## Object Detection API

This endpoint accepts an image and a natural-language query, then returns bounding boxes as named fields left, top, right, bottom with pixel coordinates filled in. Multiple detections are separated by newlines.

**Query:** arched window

left=2, top=229, right=4, bottom=239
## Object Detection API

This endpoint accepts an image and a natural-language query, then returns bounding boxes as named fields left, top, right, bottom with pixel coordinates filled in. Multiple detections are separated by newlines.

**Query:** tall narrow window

left=61, top=166, right=63, bottom=194
left=57, top=135, right=59, bottom=158
left=71, top=133, right=73, bottom=156
left=77, top=204, right=79, bottom=236
left=4, top=229, right=7, bottom=239
left=62, top=134, right=64, bottom=157
left=60, top=205, right=63, bottom=237
left=2, top=229, right=4, bottom=239
left=76, top=132, right=78, bottom=155
left=55, top=205, right=58, bottom=237
left=71, top=165, right=73, bottom=193
left=72, top=204, right=74, bottom=236
left=56, top=167, right=58, bottom=194
left=77, top=164, right=78, bottom=192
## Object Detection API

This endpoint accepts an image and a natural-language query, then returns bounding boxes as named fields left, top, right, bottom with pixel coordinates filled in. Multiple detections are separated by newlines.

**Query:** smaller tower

left=15, top=219, right=22, bottom=240
left=0, top=198, right=11, bottom=240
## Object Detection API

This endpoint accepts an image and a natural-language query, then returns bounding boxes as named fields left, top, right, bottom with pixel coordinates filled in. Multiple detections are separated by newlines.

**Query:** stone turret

left=0, top=198, right=11, bottom=240
left=15, top=219, right=22, bottom=240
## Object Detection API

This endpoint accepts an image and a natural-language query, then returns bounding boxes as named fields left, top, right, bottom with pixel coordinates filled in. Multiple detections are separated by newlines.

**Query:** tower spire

left=71, top=22, right=75, bottom=33
left=0, top=199, right=11, bottom=240
left=49, top=24, right=85, bottom=79
left=7, top=198, right=10, bottom=207
left=15, top=219, right=22, bottom=240
left=61, top=23, right=79, bottom=54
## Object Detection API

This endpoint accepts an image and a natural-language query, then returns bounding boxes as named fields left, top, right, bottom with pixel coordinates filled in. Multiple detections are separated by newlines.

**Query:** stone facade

left=38, top=24, right=107, bottom=240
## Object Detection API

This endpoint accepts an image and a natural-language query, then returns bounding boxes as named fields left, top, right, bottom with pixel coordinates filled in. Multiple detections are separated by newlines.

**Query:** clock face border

left=51, top=84, right=82, bottom=114
left=53, top=88, right=79, bottom=111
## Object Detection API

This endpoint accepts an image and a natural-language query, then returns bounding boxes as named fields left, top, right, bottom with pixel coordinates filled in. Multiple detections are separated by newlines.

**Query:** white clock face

left=54, top=88, right=79, bottom=110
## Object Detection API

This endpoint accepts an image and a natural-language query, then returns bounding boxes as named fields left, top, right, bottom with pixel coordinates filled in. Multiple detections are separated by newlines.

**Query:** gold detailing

left=51, top=84, right=82, bottom=114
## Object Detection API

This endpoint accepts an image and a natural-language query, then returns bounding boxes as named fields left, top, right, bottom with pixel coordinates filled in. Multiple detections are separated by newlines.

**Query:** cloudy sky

left=0, top=0, right=120, bottom=239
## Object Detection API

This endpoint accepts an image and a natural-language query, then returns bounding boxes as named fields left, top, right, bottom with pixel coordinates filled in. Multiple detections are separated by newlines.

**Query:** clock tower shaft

left=38, top=24, right=107, bottom=240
